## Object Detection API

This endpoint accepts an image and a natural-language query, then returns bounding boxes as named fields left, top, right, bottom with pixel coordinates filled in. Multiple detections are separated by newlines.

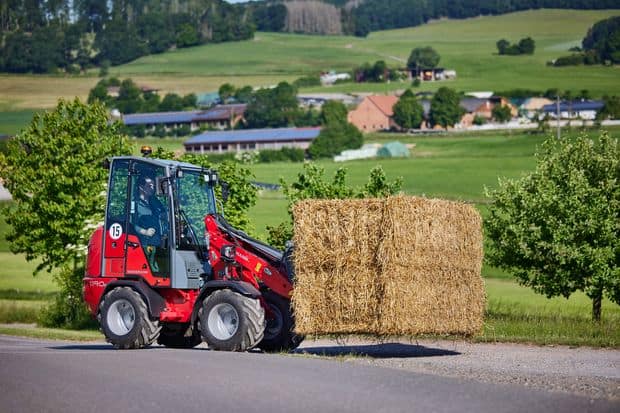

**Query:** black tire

left=258, top=291, right=304, bottom=353
left=157, top=323, right=202, bottom=349
left=198, top=289, right=264, bottom=352
left=99, top=287, right=161, bottom=349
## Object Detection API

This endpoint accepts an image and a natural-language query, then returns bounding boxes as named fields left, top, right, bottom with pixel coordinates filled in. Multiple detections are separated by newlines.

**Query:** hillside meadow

left=0, top=8, right=619, bottom=125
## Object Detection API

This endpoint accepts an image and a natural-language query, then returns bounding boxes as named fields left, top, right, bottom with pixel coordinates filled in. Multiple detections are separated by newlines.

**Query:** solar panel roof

left=185, top=127, right=321, bottom=145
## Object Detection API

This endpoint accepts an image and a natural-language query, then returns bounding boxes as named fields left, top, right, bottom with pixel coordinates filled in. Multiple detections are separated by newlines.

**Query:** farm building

left=519, top=97, right=554, bottom=119
left=541, top=100, right=604, bottom=120
left=121, top=104, right=246, bottom=132
left=348, top=95, right=399, bottom=133
left=409, top=68, right=457, bottom=81
left=459, top=96, right=517, bottom=127
left=184, top=127, right=321, bottom=154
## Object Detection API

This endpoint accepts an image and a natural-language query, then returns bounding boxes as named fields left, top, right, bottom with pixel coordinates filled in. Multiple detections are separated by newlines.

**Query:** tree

left=430, top=87, right=463, bottom=129
left=319, top=100, right=348, bottom=125
left=407, top=46, right=440, bottom=76
left=393, top=89, right=424, bottom=130
left=492, top=104, right=512, bottom=123
left=219, top=83, right=236, bottom=104
left=582, top=16, right=620, bottom=64
left=234, top=86, right=254, bottom=103
left=176, top=23, right=200, bottom=48
left=518, top=37, right=536, bottom=54
left=159, top=93, right=184, bottom=112
left=485, top=133, right=619, bottom=321
left=0, top=98, right=132, bottom=326
left=245, top=82, right=301, bottom=128
left=308, top=121, right=363, bottom=159
left=597, top=95, right=620, bottom=120
left=116, top=79, right=143, bottom=114
left=496, top=39, right=510, bottom=55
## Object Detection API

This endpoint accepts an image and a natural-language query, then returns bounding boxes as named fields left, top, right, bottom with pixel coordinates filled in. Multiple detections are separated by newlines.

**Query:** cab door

left=102, top=159, right=130, bottom=277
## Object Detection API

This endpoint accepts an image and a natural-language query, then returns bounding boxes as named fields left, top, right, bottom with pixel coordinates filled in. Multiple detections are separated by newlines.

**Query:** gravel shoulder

left=295, top=337, right=620, bottom=400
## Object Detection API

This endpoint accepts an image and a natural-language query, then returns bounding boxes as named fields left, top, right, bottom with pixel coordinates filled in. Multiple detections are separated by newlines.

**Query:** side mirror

left=155, top=176, right=168, bottom=196
left=221, top=181, right=230, bottom=204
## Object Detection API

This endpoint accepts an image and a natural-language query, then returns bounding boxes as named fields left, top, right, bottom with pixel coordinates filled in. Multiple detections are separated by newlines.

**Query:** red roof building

left=347, top=95, right=399, bottom=133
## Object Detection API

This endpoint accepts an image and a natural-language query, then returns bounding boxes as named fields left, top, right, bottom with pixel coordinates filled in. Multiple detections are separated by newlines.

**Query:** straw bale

left=292, top=199, right=385, bottom=334
left=291, top=195, right=484, bottom=336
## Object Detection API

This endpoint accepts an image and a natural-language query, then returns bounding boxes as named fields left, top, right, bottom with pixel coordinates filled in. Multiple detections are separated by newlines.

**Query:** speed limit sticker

left=109, top=223, right=123, bottom=240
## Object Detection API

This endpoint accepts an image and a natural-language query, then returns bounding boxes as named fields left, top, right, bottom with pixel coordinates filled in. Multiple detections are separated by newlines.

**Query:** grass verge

left=480, top=278, right=619, bottom=347
left=0, top=325, right=102, bottom=341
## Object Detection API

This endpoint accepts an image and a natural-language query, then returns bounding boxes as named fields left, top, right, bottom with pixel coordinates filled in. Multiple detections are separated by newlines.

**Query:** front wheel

left=99, top=287, right=161, bottom=349
left=258, top=291, right=304, bottom=353
left=199, top=289, right=265, bottom=352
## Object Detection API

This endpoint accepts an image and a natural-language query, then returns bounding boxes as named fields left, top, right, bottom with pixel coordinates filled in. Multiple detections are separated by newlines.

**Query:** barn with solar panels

left=183, top=127, right=322, bottom=154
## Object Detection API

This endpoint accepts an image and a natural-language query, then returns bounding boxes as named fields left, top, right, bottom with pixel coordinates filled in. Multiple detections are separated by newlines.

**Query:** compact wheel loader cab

left=83, top=153, right=303, bottom=352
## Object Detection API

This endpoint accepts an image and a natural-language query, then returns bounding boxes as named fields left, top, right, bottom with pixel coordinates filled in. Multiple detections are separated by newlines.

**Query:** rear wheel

left=199, top=289, right=264, bottom=351
left=258, top=291, right=304, bottom=352
left=99, top=287, right=160, bottom=349
left=157, top=323, right=202, bottom=348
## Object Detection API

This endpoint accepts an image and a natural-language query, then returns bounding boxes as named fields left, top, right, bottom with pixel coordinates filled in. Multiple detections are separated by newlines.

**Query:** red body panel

left=205, top=215, right=293, bottom=298
left=85, top=226, right=103, bottom=278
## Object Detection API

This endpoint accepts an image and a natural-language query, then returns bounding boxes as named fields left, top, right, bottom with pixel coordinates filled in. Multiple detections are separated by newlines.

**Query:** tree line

left=348, top=0, right=619, bottom=36
left=553, top=16, right=620, bottom=66
left=0, top=0, right=253, bottom=73
left=2, top=1, right=616, bottom=73
left=250, top=0, right=620, bottom=37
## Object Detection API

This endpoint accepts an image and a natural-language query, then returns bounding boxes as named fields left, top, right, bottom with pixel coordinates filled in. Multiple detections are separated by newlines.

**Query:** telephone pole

left=556, top=95, right=561, bottom=139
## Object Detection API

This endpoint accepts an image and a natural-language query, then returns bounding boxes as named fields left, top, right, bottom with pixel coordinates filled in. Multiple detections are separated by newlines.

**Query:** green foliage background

left=0, top=99, right=132, bottom=327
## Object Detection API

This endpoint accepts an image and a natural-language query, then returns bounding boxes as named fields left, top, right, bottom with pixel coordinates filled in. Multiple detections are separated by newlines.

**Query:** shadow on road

left=48, top=344, right=166, bottom=351
left=295, top=342, right=460, bottom=359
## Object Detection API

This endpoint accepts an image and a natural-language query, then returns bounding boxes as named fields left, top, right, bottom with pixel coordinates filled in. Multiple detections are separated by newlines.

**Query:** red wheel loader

left=83, top=149, right=302, bottom=352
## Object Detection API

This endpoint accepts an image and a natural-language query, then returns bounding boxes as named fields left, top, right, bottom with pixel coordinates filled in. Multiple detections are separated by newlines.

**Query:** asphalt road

left=0, top=335, right=617, bottom=413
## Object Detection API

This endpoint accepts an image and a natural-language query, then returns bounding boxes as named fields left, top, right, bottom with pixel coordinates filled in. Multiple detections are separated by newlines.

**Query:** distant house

left=410, top=68, right=456, bottom=81
left=184, top=127, right=321, bottom=154
left=347, top=95, right=399, bottom=133
left=459, top=96, right=517, bottom=127
left=520, top=97, right=554, bottom=119
left=541, top=100, right=604, bottom=120
left=122, top=104, right=246, bottom=132
left=320, top=71, right=351, bottom=85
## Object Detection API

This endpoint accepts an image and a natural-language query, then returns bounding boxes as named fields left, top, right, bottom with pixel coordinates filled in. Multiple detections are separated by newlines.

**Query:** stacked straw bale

left=291, top=195, right=484, bottom=336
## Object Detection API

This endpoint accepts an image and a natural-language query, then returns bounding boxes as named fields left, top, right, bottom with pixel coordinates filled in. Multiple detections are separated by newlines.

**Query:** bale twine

left=291, top=195, right=484, bottom=336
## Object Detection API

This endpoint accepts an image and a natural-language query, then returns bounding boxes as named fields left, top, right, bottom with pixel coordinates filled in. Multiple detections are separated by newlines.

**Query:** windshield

left=176, top=169, right=217, bottom=245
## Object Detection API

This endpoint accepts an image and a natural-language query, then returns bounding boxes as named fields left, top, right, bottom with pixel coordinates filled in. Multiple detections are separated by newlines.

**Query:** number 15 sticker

left=109, top=223, right=123, bottom=240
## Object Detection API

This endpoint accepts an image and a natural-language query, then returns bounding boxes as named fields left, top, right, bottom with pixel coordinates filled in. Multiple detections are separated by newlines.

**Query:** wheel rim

left=107, top=299, right=136, bottom=336
left=207, top=303, right=239, bottom=340
left=264, top=305, right=283, bottom=340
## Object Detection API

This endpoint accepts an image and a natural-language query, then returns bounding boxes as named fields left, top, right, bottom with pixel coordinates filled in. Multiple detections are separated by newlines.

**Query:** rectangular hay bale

left=291, top=195, right=484, bottom=336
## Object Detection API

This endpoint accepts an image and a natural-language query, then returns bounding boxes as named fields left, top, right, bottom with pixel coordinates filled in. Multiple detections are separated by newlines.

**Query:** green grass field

left=108, top=9, right=619, bottom=99
left=0, top=8, right=618, bottom=123
left=482, top=279, right=620, bottom=347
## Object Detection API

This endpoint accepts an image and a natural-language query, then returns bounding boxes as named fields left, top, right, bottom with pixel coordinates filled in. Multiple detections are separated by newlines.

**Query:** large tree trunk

left=592, top=293, right=602, bottom=322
